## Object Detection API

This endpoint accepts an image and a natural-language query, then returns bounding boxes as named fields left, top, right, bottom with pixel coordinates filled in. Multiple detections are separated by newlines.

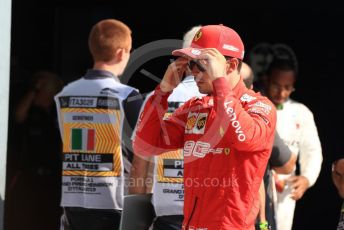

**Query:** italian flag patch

left=71, top=128, right=95, bottom=151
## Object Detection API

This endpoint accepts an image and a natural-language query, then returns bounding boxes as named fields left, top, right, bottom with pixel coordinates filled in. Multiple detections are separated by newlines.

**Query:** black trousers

left=63, top=207, right=121, bottom=230
left=152, top=215, right=183, bottom=230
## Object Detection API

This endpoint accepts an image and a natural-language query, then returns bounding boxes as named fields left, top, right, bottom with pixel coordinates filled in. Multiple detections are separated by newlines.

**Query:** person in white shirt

left=264, top=58, right=323, bottom=230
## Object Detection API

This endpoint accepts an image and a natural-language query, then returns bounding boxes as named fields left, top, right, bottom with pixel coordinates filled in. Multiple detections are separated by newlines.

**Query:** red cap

left=172, top=25, right=245, bottom=60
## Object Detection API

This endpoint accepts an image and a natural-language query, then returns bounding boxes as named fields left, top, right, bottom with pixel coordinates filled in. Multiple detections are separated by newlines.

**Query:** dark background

left=6, top=0, right=344, bottom=229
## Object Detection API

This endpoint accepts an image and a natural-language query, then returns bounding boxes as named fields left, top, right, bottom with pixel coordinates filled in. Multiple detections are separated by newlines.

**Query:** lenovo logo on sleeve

left=224, top=101, right=246, bottom=142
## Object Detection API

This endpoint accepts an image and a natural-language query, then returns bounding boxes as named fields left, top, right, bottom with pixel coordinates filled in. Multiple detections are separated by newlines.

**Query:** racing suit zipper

left=185, top=197, right=198, bottom=229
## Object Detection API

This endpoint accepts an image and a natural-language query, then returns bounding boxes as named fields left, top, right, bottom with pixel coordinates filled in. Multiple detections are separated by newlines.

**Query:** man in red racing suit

left=133, top=25, right=276, bottom=230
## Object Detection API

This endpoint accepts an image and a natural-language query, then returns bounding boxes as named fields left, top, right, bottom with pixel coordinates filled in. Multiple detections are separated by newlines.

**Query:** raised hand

left=193, top=48, right=227, bottom=81
left=160, top=58, right=188, bottom=93
left=288, top=175, right=309, bottom=200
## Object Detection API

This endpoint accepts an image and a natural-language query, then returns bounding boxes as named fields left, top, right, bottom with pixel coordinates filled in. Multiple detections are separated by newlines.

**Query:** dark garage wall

left=8, top=1, right=344, bottom=229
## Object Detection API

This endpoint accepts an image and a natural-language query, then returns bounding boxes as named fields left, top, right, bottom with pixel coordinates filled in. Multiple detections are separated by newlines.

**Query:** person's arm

left=273, top=154, right=297, bottom=174
left=271, top=132, right=297, bottom=174
left=290, top=107, right=322, bottom=200
left=129, top=92, right=154, bottom=194
left=123, top=90, right=144, bottom=132
left=129, top=155, right=151, bottom=194
left=258, top=181, right=266, bottom=223
left=332, top=159, right=344, bottom=198
left=257, top=180, right=270, bottom=230
left=146, top=160, right=154, bottom=193
left=210, top=78, right=276, bottom=152
left=133, top=59, right=190, bottom=157
left=298, top=108, right=323, bottom=187
left=121, top=90, right=144, bottom=163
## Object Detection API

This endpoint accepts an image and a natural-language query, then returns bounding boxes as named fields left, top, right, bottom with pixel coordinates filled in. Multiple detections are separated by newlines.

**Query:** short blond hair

left=88, top=19, right=132, bottom=62
left=182, top=25, right=202, bottom=48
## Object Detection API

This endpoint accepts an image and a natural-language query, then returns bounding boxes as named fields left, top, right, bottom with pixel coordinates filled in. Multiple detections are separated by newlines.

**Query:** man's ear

left=114, top=48, right=125, bottom=62
left=226, top=58, right=239, bottom=74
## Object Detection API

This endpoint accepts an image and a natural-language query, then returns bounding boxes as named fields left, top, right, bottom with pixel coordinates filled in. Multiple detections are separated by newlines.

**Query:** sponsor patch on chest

left=185, top=112, right=208, bottom=134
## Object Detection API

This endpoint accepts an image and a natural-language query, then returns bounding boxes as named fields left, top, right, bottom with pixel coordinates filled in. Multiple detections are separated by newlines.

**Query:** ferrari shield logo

left=194, top=30, right=202, bottom=42
left=224, top=148, right=230, bottom=156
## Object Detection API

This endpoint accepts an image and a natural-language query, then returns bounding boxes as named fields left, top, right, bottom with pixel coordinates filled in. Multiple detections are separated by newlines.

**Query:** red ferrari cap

left=172, top=24, right=245, bottom=60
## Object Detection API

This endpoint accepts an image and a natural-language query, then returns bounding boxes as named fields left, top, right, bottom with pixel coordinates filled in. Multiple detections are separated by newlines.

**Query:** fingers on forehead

left=193, top=48, right=222, bottom=60
left=175, top=57, right=189, bottom=62
left=201, top=48, right=221, bottom=55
